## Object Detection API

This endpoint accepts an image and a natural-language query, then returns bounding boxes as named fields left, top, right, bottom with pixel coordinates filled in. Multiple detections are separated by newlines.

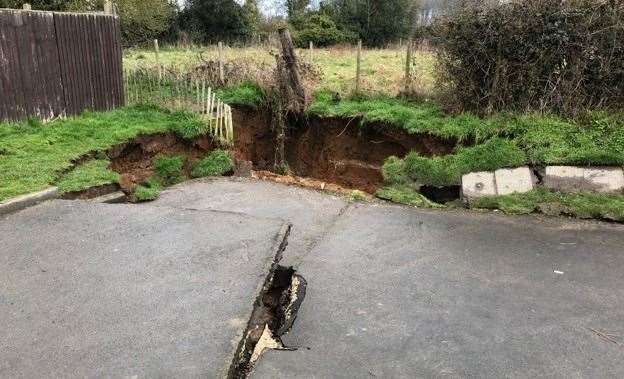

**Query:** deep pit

left=232, top=107, right=458, bottom=194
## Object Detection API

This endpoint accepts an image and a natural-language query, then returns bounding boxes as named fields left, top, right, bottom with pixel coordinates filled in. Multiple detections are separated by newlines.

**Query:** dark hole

left=420, top=185, right=461, bottom=203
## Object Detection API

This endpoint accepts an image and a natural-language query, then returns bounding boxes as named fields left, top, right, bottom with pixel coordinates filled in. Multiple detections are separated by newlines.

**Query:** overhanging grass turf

left=0, top=104, right=205, bottom=202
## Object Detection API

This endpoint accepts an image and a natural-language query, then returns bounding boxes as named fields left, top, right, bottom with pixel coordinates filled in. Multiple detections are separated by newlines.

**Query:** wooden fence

left=0, top=9, right=123, bottom=122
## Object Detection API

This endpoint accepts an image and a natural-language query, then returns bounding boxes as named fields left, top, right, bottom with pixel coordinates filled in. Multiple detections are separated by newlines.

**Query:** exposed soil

left=107, top=132, right=216, bottom=191
left=61, top=183, right=121, bottom=200
left=68, top=107, right=456, bottom=201
left=233, top=107, right=457, bottom=194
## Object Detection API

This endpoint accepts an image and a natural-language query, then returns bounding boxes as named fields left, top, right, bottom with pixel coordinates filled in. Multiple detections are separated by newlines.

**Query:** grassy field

left=123, top=44, right=436, bottom=97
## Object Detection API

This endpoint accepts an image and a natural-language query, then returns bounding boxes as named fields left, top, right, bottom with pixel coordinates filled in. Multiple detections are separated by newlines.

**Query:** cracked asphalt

left=2, top=177, right=624, bottom=378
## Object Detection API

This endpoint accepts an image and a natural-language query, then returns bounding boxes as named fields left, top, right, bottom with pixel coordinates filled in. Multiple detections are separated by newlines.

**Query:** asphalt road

left=0, top=199, right=287, bottom=378
left=2, top=177, right=623, bottom=378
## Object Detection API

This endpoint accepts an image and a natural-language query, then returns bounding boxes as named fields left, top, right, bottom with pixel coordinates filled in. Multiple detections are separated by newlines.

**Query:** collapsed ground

left=2, top=87, right=624, bottom=222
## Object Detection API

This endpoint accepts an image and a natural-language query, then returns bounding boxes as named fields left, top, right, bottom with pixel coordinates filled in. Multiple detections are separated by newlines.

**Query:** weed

left=347, top=190, right=369, bottom=202
left=57, top=159, right=119, bottom=193
left=191, top=150, right=234, bottom=178
left=153, top=155, right=185, bottom=186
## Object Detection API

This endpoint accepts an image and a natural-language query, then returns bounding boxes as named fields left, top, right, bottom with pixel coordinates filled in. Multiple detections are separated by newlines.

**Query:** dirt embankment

left=108, top=133, right=216, bottom=189
left=232, top=107, right=456, bottom=193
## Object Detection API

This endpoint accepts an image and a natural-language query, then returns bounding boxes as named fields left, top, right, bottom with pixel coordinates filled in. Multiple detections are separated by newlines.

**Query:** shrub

left=154, top=155, right=185, bottom=186
left=431, top=0, right=624, bottom=114
left=191, top=150, right=234, bottom=178
left=292, top=13, right=355, bottom=48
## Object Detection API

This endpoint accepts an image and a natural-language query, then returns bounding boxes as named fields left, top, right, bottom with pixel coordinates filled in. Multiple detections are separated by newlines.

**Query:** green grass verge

left=134, top=178, right=162, bottom=202
left=471, top=188, right=624, bottom=222
left=0, top=105, right=205, bottom=202
left=311, top=92, right=624, bottom=167
left=57, top=159, right=119, bottom=194
left=191, top=150, right=234, bottom=178
left=308, top=91, right=500, bottom=141
left=398, top=138, right=527, bottom=187
left=216, top=83, right=265, bottom=108
left=153, top=155, right=185, bottom=186
left=376, top=184, right=444, bottom=208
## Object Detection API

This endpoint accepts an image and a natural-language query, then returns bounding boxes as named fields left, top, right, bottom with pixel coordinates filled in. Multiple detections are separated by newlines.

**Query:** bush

left=191, top=150, right=234, bottom=178
left=154, top=155, right=185, bottom=186
left=292, top=13, right=355, bottom=48
left=431, top=0, right=624, bottom=114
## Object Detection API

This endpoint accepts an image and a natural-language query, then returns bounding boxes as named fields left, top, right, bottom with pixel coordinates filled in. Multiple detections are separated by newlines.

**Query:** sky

left=175, top=0, right=312, bottom=17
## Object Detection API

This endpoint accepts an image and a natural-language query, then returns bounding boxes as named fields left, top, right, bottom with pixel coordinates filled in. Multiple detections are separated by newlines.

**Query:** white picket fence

left=124, top=69, right=234, bottom=146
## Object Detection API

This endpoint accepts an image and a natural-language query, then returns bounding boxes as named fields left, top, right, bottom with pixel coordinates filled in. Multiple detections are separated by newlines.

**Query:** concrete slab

left=150, top=178, right=350, bottom=267
left=544, top=166, right=586, bottom=193
left=495, top=166, right=536, bottom=195
left=0, top=200, right=287, bottom=378
left=253, top=203, right=624, bottom=378
left=461, top=171, right=497, bottom=200
left=584, top=167, right=624, bottom=193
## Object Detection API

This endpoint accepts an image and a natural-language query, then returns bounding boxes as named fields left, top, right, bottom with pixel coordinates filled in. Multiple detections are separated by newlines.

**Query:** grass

left=471, top=188, right=624, bottom=222
left=216, top=83, right=265, bottom=108
left=134, top=178, right=162, bottom=202
left=124, top=45, right=435, bottom=97
left=398, top=138, right=527, bottom=187
left=153, top=155, right=185, bottom=186
left=308, top=91, right=501, bottom=141
left=191, top=150, right=234, bottom=178
left=0, top=105, right=206, bottom=202
left=57, top=159, right=119, bottom=194
left=376, top=184, right=444, bottom=208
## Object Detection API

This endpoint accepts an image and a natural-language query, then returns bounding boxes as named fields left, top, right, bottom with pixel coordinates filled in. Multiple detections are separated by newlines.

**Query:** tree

left=285, top=0, right=310, bottom=21
left=115, top=0, right=177, bottom=45
left=320, top=0, right=416, bottom=46
left=292, top=12, right=354, bottom=47
left=242, top=0, right=261, bottom=38
left=0, top=0, right=177, bottom=46
left=181, top=0, right=249, bottom=42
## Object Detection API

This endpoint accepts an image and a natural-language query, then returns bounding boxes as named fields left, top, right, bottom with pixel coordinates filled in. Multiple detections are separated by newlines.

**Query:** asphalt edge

left=0, top=187, right=59, bottom=216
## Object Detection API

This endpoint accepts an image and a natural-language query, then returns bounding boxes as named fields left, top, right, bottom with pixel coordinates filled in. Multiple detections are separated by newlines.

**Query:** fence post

left=309, top=41, right=313, bottom=64
left=404, top=39, right=412, bottom=94
left=103, top=0, right=113, bottom=15
left=355, top=40, right=362, bottom=94
left=218, top=41, right=224, bottom=84
left=154, top=39, right=162, bottom=80
left=23, top=3, right=31, bottom=10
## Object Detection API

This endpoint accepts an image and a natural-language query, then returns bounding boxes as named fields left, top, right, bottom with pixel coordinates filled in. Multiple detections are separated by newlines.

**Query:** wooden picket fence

left=124, top=68, right=234, bottom=146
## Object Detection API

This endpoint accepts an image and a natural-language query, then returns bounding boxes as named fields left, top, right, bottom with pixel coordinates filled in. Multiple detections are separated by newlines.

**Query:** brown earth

left=107, top=133, right=216, bottom=190
left=233, top=108, right=456, bottom=194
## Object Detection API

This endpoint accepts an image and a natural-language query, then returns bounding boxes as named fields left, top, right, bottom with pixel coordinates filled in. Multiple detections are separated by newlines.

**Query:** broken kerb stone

left=543, top=166, right=586, bottom=193
left=461, top=172, right=497, bottom=200
left=494, top=167, right=536, bottom=195
left=584, top=167, right=624, bottom=193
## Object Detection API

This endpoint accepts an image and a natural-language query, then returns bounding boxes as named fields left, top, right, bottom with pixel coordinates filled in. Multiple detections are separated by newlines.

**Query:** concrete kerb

left=0, top=187, right=59, bottom=216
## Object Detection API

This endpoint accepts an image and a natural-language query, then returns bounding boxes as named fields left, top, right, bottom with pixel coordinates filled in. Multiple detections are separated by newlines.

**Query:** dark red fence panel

left=0, top=9, right=123, bottom=122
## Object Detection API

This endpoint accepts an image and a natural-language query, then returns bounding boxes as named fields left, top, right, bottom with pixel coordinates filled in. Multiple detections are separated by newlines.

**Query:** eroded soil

left=233, top=107, right=456, bottom=193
